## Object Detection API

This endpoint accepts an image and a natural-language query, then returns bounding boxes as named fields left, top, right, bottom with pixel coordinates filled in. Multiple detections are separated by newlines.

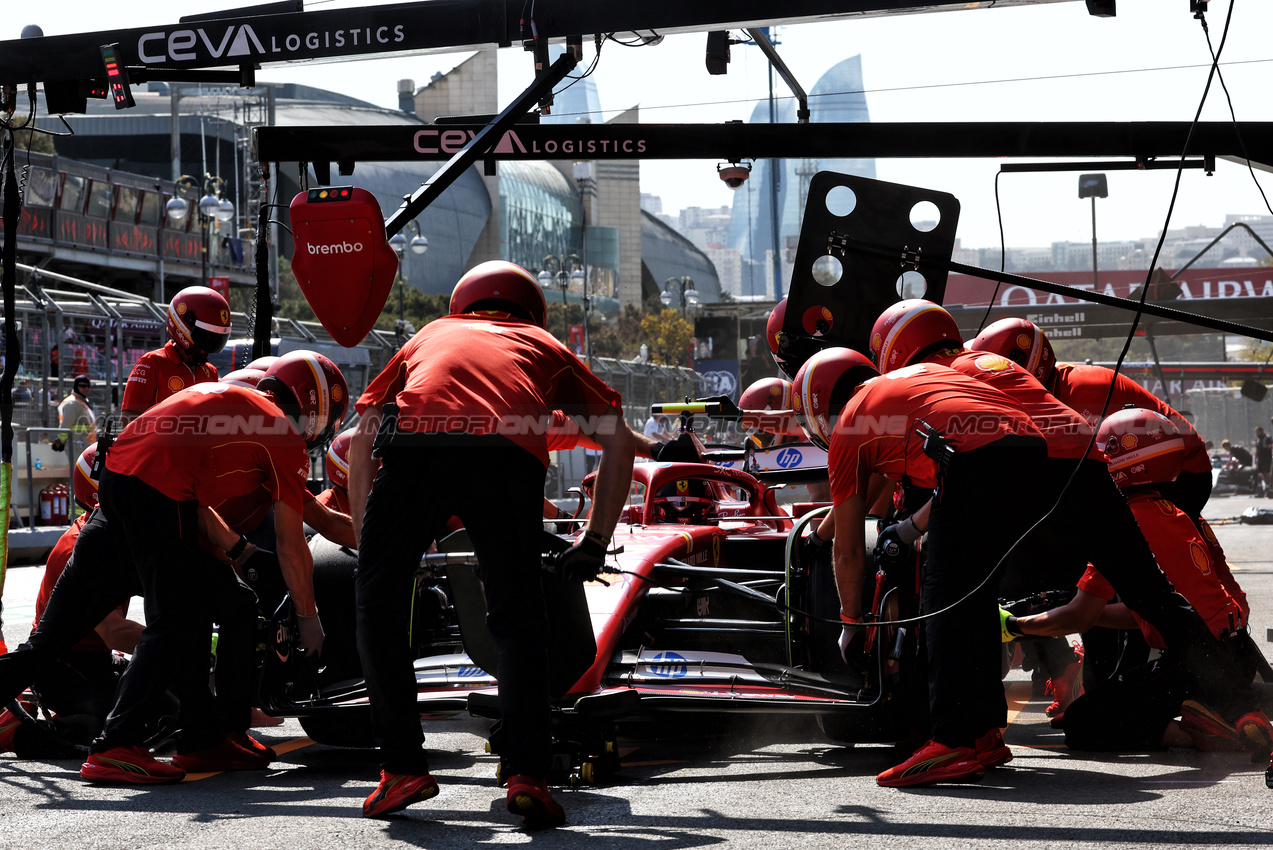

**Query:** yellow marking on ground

left=1003, top=680, right=1033, bottom=727
left=181, top=737, right=314, bottom=782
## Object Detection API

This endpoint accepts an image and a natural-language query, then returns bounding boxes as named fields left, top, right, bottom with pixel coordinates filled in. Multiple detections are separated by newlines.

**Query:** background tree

left=641, top=308, right=694, bottom=366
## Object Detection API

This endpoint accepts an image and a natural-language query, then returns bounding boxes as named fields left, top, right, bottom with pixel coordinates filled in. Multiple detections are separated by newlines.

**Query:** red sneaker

left=362, top=771, right=440, bottom=817
left=0, top=708, right=19, bottom=754
left=506, top=774, right=566, bottom=829
left=876, top=740, right=985, bottom=787
left=172, top=733, right=272, bottom=772
left=1045, top=645, right=1084, bottom=717
left=1236, top=710, right=1273, bottom=757
left=81, top=745, right=185, bottom=784
left=973, top=727, right=1013, bottom=768
left=228, top=730, right=276, bottom=762
left=1179, top=700, right=1243, bottom=752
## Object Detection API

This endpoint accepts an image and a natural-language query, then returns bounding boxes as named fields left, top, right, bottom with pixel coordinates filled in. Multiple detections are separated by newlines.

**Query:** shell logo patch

left=871, top=332, right=882, bottom=353
left=676, top=479, right=689, bottom=495
left=1120, top=434, right=1138, bottom=450
left=332, top=384, right=343, bottom=401
left=176, top=302, right=188, bottom=315
left=973, top=354, right=1013, bottom=373
left=168, top=376, right=184, bottom=393
left=1189, top=541, right=1212, bottom=575
left=1016, top=333, right=1032, bottom=349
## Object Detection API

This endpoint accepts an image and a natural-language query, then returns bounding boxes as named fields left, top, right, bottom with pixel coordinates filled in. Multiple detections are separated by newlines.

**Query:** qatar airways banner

left=945, top=266, right=1273, bottom=308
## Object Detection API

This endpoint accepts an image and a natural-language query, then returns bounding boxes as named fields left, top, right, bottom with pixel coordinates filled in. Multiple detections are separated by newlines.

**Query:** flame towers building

left=727, top=54, right=875, bottom=298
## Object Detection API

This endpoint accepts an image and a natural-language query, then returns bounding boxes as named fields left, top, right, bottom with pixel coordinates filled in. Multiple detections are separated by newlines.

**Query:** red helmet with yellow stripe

left=167, top=286, right=232, bottom=363
left=968, top=318, right=1058, bottom=387
left=74, top=442, right=99, bottom=511
left=792, top=347, right=879, bottom=450
left=869, top=299, right=962, bottom=373
left=326, top=428, right=355, bottom=491
left=259, top=351, right=349, bottom=450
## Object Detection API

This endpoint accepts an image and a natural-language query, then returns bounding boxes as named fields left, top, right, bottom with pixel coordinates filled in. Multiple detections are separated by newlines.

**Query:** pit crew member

left=1000, top=408, right=1265, bottom=754
left=75, top=353, right=346, bottom=783
left=969, top=318, right=1212, bottom=518
left=870, top=300, right=1265, bottom=742
left=0, top=445, right=148, bottom=757
left=798, top=347, right=1049, bottom=787
left=120, top=286, right=230, bottom=426
left=349, top=261, right=638, bottom=825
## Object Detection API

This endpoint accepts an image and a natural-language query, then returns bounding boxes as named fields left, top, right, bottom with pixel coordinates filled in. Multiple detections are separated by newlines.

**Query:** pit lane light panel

left=100, top=43, right=134, bottom=110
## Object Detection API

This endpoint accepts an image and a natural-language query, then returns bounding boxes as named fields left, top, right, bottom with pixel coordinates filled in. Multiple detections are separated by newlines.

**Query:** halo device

left=290, top=186, right=399, bottom=347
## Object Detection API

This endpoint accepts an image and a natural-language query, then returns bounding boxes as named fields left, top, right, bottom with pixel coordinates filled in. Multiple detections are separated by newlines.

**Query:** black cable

left=1203, top=3, right=1273, bottom=218
left=974, top=168, right=1007, bottom=336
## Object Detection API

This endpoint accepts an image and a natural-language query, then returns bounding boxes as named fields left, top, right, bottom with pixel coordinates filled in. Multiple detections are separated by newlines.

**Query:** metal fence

left=589, top=357, right=707, bottom=428
left=1187, top=385, right=1273, bottom=455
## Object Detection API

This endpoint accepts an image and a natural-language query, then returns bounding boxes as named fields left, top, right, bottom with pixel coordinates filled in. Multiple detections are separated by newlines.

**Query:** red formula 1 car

left=257, top=459, right=923, bottom=783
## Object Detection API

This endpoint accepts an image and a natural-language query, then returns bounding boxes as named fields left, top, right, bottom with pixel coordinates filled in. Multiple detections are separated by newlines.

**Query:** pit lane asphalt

left=2, top=496, right=1273, bottom=849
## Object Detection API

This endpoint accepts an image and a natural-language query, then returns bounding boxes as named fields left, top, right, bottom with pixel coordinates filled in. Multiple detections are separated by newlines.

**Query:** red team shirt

left=1051, top=362, right=1210, bottom=475
left=315, top=485, right=350, bottom=516
left=933, top=350, right=1101, bottom=461
left=356, top=315, right=622, bottom=467
left=107, top=384, right=311, bottom=516
left=121, top=340, right=220, bottom=413
left=33, top=514, right=129, bottom=653
left=1078, top=493, right=1244, bottom=648
left=828, top=363, right=1044, bottom=505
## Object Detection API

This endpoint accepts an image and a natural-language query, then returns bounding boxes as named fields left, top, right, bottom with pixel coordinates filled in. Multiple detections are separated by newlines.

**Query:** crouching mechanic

left=1001, top=407, right=1268, bottom=754
left=795, top=348, right=1049, bottom=787
left=349, top=261, right=638, bottom=825
left=74, top=352, right=346, bottom=783
left=0, top=445, right=147, bottom=757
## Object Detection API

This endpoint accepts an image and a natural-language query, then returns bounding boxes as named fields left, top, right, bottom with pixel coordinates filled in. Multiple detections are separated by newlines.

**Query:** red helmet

left=74, top=442, right=99, bottom=511
left=739, top=377, right=794, bottom=412
left=167, top=286, right=232, bottom=362
left=766, top=298, right=792, bottom=375
left=449, top=261, right=547, bottom=328
left=326, top=428, right=355, bottom=491
left=869, top=299, right=962, bottom=373
left=246, top=356, right=279, bottom=372
left=968, top=318, right=1057, bottom=387
left=792, top=347, right=879, bottom=449
left=1097, top=407, right=1185, bottom=489
left=258, top=351, right=350, bottom=450
left=221, top=368, right=267, bottom=389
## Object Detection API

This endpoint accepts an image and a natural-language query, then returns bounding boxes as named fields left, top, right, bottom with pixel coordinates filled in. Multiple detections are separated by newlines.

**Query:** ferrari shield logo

left=676, top=480, right=689, bottom=495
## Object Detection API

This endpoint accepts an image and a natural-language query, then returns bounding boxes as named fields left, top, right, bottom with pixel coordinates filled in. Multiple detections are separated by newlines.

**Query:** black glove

left=650, top=433, right=701, bottom=463
left=555, top=532, right=608, bottom=583
left=874, top=517, right=920, bottom=566
left=800, top=527, right=831, bottom=566
left=50, top=438, right=65, bottom=453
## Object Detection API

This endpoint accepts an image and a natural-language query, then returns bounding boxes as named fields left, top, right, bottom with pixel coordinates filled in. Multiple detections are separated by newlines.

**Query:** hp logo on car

left=775, top=447, right=803, bottom=468
left=457, top=666, right=487, bottom=678
left=648, top=652, right=688, bottom=678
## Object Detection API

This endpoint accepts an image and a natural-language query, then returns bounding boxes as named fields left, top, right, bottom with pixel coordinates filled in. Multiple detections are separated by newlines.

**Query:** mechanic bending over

left=1001, top=408, right=1267, bottom=756
left=0, top=445, right=153, bottom=758
left=0, top=353, right=346, bottom=784
left=349, top=261, right=638, bottom=826
left=866, top=300, right=1269, bottom=746
left=970, top=318, right=1213, bottom=520
left=798, top=348, right=1049, bottom=787
left=119, top=286, right=229, bottom=427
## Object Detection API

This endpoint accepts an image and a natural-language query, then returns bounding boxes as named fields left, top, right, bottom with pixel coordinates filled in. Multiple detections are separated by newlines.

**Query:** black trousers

left=1063, top=653, right=1190, bottom=751
left=1026, top=457, right=1257, bottom=720
left=357, top=437, right=553, bottom=776
left=0, top=510, right=140, bottom=716
left=924, top=436, right=1049, bottom=748
left=94, top=471, right=239, bottom=753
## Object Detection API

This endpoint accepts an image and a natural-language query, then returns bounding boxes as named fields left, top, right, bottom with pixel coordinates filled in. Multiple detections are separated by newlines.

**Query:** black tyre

left=299, top=713, right=376, bottom=748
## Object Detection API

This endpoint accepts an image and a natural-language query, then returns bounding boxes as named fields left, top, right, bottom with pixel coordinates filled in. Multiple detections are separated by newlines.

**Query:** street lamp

left=389, top=219, right=428, bottom=345
left=538, top=253, right=587, bottom=355
left=1078, top=173, right=1108, bottom=289
left=165, top=172, right=235, bottom=287
left=661, top=276, right=700, bottom=317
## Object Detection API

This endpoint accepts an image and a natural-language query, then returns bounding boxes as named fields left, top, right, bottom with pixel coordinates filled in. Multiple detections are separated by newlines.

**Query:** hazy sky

left=7, top=0, right=1273, bottom=250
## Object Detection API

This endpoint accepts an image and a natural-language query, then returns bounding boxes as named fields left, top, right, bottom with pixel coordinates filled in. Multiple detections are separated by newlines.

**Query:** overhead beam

left=0, top=0, right=1078, bottom=86
left=254, top=121, right=1273, bottom=170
